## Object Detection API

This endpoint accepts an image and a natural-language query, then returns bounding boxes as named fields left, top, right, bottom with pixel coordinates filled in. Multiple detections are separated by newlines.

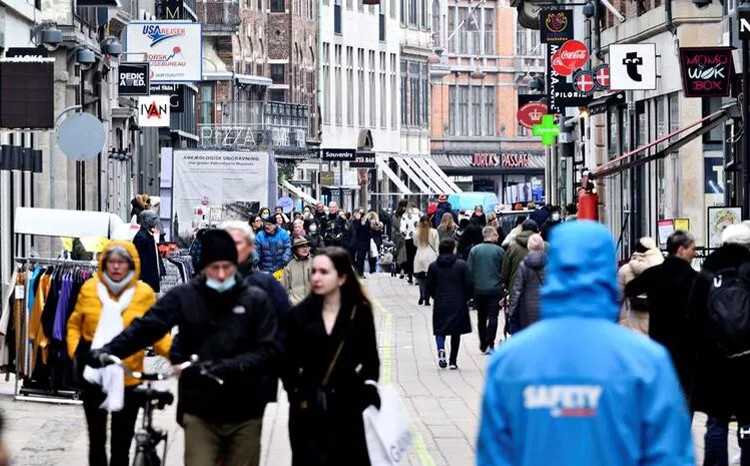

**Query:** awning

left=591, top=106, right=732, bottom=179
left=410, top=157, right=454, bottom=193
left=376, top=159, right=413, bottom=195
left=280, top=179, right=318, bottom=205
left=392, top=156, right=438, bottom=194
left=391, top=156, right=461, bottom=194
left=423, top=157, right=463, bottom=193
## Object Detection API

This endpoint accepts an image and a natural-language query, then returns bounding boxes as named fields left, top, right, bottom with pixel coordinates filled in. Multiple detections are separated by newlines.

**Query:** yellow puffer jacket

left=66, top=240, right=171, bottom=387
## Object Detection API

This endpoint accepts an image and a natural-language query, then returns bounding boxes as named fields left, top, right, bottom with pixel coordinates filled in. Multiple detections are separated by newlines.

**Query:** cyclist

left=90, top=229, right=280, bottom=466
left=67, top=240, right=171, bottom=466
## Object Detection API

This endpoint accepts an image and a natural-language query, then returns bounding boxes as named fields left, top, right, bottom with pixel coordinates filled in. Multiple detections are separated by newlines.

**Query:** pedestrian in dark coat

left=509, top=234, right=546, bottom=330
left=471, top=205, right=487, bottom=227
left=132, top=210, right=164, bottom=293
left=433, top=195, right=458, bottom=228
left=368, top=211, right=384, bottom=274
left=625, top=230, right=697, bottom=396
left=391, top=200, right=408, bottom=277
left=351, top=210, right=372, bottom=277
left=688, top=224, right=750, bottom=464
left=283, top=247, right=380, bottom=466
left=457, top=218, right=483, bottom=260
left=427, top=238, right=473, bottom=369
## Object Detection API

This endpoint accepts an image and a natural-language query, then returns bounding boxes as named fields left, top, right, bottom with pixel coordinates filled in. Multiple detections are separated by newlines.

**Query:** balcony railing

left=197, top=100, right=311, bottom=151
left=197, top=0, right=240, bottom=33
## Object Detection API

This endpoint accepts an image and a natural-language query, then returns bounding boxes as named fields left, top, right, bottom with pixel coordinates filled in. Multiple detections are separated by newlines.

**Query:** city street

left=0, top=273, right=740, bottom=465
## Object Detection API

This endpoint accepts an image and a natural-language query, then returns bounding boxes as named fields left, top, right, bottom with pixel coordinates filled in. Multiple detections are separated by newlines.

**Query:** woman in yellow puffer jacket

left=67, top=240, right=171, bottom=466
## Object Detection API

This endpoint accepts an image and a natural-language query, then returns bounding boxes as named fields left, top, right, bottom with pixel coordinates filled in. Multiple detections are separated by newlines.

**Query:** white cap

left=721, top=223, right=750, bottom=246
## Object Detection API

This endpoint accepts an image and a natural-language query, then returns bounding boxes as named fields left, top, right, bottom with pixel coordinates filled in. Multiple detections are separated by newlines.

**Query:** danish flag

left=576, top=73, right=595, bottom=92
left=595, top=66, right=610, bottom=88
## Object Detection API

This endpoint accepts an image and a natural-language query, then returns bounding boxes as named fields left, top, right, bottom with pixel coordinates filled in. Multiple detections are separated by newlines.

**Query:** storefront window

left=607, top=107, right=619, bottom=159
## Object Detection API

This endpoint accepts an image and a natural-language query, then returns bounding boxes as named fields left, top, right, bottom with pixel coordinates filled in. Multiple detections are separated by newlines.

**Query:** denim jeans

left=435, top=335, right=461, bottom=364
left=704, top=415, right=750, bottom=466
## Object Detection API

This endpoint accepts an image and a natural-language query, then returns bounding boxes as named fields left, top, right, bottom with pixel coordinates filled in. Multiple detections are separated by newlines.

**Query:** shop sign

left=198, top=125, right=308, bottom=151
left=126, top=21, right=202, bottom=82
left=679, top=47, right=733, bottom=97
left=350, top=152, right=376, bottom=168
left=551, top=40, right=589, bottom=76
left=118, top=63, right=150, bottom=96
left=321, top=148, right=356, bottom=161
left=533, top=115, right=560, bottom=146
left=0, top=59, right=54, bottom=129
left=471, top=153, right=535, bottom=168
left=547, top=41, right=592, bottom=113
left=150, top=84, right=184, bottom=112
left=573, top=64, right=610, bottom=94
left=540, top=9, right=574, bottom=44
left=162, top=0, right=183, bottom=19
left=517, top=101, right=547, bottom=129
left=609, top=43, right=657, bottom=91
left=739, top=8, right=750, bottom=40
left=137, top=96, right=170, bottom=127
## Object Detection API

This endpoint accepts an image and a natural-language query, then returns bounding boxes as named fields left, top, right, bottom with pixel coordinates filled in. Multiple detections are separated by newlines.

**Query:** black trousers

left=404, top=239, right=417, bottom=279
left=83, top=383, right=140, bottom=466
left=415, top=272, right=428, bottom=301
left=475, top=293, right=501, bottom=349
left=354, top=248, right=368, bottom=276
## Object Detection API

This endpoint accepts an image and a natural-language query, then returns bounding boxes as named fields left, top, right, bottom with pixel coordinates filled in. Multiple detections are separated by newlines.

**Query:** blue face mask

left=205, top=274, right=236, bottom=293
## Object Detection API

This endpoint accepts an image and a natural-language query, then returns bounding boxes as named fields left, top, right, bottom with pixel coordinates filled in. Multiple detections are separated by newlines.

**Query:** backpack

left=707, top=263, right=750, bottom=358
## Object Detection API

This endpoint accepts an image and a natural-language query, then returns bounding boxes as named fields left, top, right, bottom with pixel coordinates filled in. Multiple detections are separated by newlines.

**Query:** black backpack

left=707, top=263, right=750, bottom=357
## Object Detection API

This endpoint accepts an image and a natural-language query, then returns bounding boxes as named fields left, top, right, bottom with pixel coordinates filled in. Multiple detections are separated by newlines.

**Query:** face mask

left=102, top=270, right=135, bottom=295
left=552, top=214, right=561, bottom=222
left=205, top=274, right=236, bottom=293
left=309, top=225, right=317, bottom=233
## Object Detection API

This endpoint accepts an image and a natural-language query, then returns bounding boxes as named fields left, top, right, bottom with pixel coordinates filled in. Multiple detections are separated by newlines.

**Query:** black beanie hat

left=198, top=229, right=238, bottom=271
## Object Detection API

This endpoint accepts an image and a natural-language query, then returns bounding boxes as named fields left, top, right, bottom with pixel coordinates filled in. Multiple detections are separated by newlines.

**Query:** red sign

left=552, top=40, right=589, bottom=76
left=551, top=49, right=573, bottom=75
left=575, top=72, right=595, bottom=92
left=517, top=101, right=547, bottom=130
left=471, top=153, right=533, bottom=168
left=595, top=64, right=610, bottom=87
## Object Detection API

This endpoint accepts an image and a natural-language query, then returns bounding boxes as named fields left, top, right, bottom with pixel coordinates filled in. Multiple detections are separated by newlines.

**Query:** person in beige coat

left=283, top=237, right=312, bottom=305
left=617, top=237, right=664, bottom=335
left=414, top=215, right=440, bottom=306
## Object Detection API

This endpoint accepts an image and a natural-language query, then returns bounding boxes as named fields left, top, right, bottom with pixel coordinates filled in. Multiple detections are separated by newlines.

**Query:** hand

left=172, top=365, right=183, bottom=379
left=363, top=383, right=381, bottom=410
left=87, top=349, right=110, bottom=368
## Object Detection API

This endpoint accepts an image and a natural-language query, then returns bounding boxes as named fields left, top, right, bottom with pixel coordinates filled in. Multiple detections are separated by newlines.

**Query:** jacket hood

left=541, top=221, right=618, bottom=320
left=97, top=240, right=141, bottom=289
left=628, top=248, right=664, bottom=276
left=525, top=251, right=547, bottom=270
left=515, top=230, right=533, bottom=248
left=436, top=253, right=458, bottom=267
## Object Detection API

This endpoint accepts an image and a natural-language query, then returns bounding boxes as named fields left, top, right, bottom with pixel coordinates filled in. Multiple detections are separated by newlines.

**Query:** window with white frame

left=369, top=50, right=376, bottom=127
left=390, top=54, right=397, bottom=129
left=484, top=86, right=495, bottom=135
left=484, top=8, right=494, bottom=54
left=380, top=53, right=387, bottom=128
left=408, top=0, right=417, bottom=26
left=421, top=62, right=429, bottom=128
left=323, top=43, right=330, bottom=124
left=448, top=84, right=495, bottom=136
left=334, top=45, right=342, bottom=125
left=358, top=48, right=365, bottom=126
left=516, top=25, right=541, bottom=56
left=346, top=47, right=354, bottom=126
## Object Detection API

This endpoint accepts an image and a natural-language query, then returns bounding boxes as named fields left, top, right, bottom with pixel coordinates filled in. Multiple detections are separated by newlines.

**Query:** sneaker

left=424, top=300, right=431, bottom=306
left=479, top=343, right=488, bottom=353
left=449, top=364, right=458, bottom=370
left=438, top=349, right=447, bottom=369
left=485, top=346, right=494, bottom=355
left=418, top=298, right=424, bottom=305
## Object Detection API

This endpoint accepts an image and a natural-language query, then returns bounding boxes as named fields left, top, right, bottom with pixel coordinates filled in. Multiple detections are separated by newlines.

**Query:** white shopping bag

left=362, top=385, right=413, bottom=466
left=370, top=238, right=379, bottom=258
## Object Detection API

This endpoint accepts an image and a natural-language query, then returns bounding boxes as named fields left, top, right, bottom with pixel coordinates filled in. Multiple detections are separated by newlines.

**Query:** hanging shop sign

left=150, top=83, right=184, bottom=112
left=5, top=47, right=49, bottom=58
left=0, top=57, right=54, bottom=129
left=118, top=62, right=150, bottom=96
left=547, top=39, right=592, bottom=112
left=126, top=21, right=202, bottom=82
left=551, top=40, right=589, bottom=76
left=679, top=47, right=733, bottom=98
left=517, top=101, right=547, bottom=129
left=349, top=152, right=376, bottom=168
left=540, top=9, right=574, bottom=44
left=137, top=95, right=171, bottom=127
left=532, top=115, right=560, bottom=146
left=609, top=43, right=657, bottom=91
left=320, top=148, right=357, bottom=161
left=740, top=7, right=750, bottom=40
left=162, top=0, right=184, bottom=19
left=573, top=64, right=610, bottom=94
left=594, top=63, right=610, bottom=88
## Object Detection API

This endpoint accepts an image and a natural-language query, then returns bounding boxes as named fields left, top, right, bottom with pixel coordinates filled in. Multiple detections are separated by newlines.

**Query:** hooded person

left=132, top=210, right=164, bottom=293
left=283, top=237, right=313, bottom=305
left=92, top=229, right=280, bottom=466
left=433, top=194, right=458, bottom=228
left=509, top=233, right=546, bottom=331
left=478, top=221, right=694, bottom=466
left=255, top=214, right=293, bottom=273
left=501, top=219, right=541, bottom=292
left=617, top=237, right=664, bottom=335
left=67, top=241, right=171, bottom=466
left=129, top=194, right=150, bottom=221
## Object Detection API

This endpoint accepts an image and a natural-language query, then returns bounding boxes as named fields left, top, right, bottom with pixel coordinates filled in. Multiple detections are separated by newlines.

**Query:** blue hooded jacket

left=478, top=221, right=694, bottom=466
left=255, top=226, right=292, bottom=273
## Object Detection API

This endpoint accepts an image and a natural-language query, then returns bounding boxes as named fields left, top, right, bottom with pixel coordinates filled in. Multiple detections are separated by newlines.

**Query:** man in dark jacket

left=625, top=230, right=697, bottom=395
left=501, top=219, right=539, bottom=292
left=255, top=215, right=292, bottom=273
left=132, top=210, right=164, bottom=293
left=323, top=202, right=349, bottom=247
left=457, top=217, right=483, bottom=260
left=529, top=203, right=552, bottom=227
left=540, top=206, right=562, bottom=241
left=467, top=226, right=505, bottom=353
left=93, top=229, right=279, bottom=466
left=688, top=223, right=750, bottom=465
left=351, top=210, right=372, bottom=277
left=433, top=195, right=458, bottom=228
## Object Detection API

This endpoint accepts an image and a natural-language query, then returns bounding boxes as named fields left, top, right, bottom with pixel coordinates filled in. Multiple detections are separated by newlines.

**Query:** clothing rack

left=12, top=256, right=98, bottom=405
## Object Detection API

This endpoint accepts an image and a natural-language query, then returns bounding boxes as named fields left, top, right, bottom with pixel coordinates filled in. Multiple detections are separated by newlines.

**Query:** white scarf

left=83, top=282, right=135, bottom=412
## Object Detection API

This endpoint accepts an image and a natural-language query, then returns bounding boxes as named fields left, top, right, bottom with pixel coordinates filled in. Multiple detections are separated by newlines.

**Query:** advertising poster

left=657, top=219, right=675, bottom=247
left=126, top=21, right=202, bottom=82
left=172, top=151, right=272, bottom=240
left=707, top=206, right=742, bottom=248
left=679, top=47, right=733, bottom=97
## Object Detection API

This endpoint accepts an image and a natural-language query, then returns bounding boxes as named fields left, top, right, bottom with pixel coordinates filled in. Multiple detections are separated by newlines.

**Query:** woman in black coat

left=283, top=247, right=380, bottom=466
left=427, top=238, right=473, bottom=370
left=350, top=209, right=372, bottom=277
left=367, top=211, right=384, bottom=274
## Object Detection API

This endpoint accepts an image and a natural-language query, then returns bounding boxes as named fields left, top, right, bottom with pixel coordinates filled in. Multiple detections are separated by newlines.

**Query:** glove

left=87, top=349, right=110, bottom=368
left=362, top=383, right=381, bottom=410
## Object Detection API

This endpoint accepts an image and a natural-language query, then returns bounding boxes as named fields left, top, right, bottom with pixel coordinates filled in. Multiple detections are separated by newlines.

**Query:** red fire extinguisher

left=578, top=191, right=599, bottom=221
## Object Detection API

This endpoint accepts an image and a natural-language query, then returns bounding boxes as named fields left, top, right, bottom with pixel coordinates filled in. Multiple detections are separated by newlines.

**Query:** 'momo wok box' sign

left=126, top=21, right=202, bottom=83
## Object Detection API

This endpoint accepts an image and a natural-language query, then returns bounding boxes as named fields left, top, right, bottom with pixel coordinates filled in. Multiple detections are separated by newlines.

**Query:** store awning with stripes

left=389, top=156, right=462, bottom=195
left=280, top=179, right=319, bottom=205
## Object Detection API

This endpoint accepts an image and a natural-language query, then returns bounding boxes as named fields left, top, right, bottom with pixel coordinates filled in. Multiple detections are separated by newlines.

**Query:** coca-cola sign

left=517, top=101, right=547, bottom=129
left=679, top=47, right=733, bottom=97
left=552, top=40, right=589, bottom=76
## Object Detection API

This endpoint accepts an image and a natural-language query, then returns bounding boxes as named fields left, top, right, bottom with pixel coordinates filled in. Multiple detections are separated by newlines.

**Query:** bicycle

left=98, top=353, right=224, bottom=466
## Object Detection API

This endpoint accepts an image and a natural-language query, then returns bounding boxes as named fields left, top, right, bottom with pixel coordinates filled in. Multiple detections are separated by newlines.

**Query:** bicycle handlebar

left=100, top=354, right=224, bottom=385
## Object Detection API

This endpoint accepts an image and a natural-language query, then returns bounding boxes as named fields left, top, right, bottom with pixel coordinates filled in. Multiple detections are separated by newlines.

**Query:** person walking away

left=485, top=213, right=506, bottom=246
left=391, top=200, right=408, bottom=278
left=688, top=224, right=750, bottom=466
left=501, top=216, right=526, bottom=248
left=283, top=247, right=380, bottom=466
left=433, top=194, right=458, bottom=228
left=91, top=230, right=280, bottom=466
left=414, top=215, right=439, bottom=306
left=67, top=241, right=171, bottom=466
left=351, top=209, right=372, bottom=277
left=624, top=230, right=697, bottom=396
left=367, top=211, right=384, bottom=274
left=427, top=238, right=473, bottom=369
left=256, top=215, right=292, bottom=274
left=471, top=205, right=487, bottom=227
left=478, top=221, right=694, bottom=466
left=457, top=217, right=484, bottom=260
left=437, top=212, right=458, bottom=242
left=501, top=219, right=539, bottom=294
left=400, top=202, right=421, bottom=284
left=509, top=233, right=546, bottom=331
left=129, top=194, right=150, bottom=221
left=467, top=227, right=505, bottom=354
left=283, top=238, right=313, bottom=305
left=541, top=206, right=563, bottom=241
left=529, top=202, right=552, bottom=227
left=132, top=210, right=164, bottom=293
left=617, top=237, right=663, bottom=335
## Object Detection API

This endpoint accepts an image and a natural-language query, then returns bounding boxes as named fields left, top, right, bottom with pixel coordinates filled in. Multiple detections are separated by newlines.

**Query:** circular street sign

left=551, top=49, right=573, bottom=76
left=517, top=101, right=548, bottom=130
left=278, top=196, right=295, bottom=214
left=57, top=112, right=106, bottom=161
left=558, top=40, right=590, bottom=74
left=574, top=70, right=597, bottom=94
left=594, top=63, right=611, bottom=88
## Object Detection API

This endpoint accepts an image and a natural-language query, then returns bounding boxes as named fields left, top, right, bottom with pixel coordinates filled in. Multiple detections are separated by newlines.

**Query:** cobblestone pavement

left=0, top=274, right=740, bottom=464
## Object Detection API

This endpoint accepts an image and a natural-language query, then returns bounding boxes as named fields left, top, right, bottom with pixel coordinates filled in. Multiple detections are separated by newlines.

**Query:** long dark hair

left=395, top=199, right=408, bottom=218
left=311, top=247, right=372, bottom=310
